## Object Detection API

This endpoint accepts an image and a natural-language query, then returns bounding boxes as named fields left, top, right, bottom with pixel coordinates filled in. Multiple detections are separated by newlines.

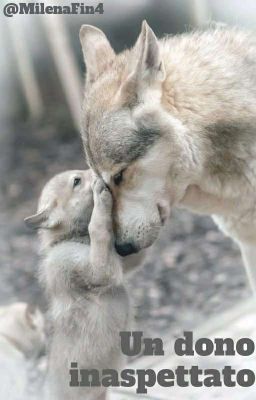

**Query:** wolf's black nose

left=115, top=242, right=138, bottom=257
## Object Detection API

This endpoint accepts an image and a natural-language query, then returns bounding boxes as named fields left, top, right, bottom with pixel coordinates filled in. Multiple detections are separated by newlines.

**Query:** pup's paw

left=89, top=179, right=113, bottom=238
left=91, top=175, right=99, bottom=192
left=93, top=178, right=112, bottom=212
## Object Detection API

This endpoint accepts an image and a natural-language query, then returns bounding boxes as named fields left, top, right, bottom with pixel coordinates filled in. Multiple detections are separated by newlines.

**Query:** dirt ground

left=0, top=119, right=250, bottom=339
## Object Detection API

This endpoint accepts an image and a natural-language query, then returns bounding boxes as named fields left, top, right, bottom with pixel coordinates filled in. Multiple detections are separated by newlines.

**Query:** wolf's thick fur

left=80, top=22, right=256, bottom=290
left=25, top=170, right=130, bottom=400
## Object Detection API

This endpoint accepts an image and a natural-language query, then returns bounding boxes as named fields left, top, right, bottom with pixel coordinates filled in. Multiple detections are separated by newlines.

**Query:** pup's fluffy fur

left=79, top=22, right=256, bottom=290
left=25, top=170, right=130, bottom=400
left=0, top=302, right=45, bottom=400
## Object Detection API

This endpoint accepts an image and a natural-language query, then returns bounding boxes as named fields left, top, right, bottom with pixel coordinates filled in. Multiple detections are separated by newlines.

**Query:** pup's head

left=0, top=302, right=45, bottom=358
left=25, top=170, right=93, bottom=248
left=80, top=21, right=192, bottom=255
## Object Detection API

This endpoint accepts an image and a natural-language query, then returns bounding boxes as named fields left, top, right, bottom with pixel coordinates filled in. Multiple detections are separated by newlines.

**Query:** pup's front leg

left=89, top=179, right=122, bottom=285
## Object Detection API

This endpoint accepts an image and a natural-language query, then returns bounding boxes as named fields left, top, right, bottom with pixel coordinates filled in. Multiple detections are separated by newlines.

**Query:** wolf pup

left=79, top=22, right=256, bottom=291
left=25, top=170, right=130, bottom=400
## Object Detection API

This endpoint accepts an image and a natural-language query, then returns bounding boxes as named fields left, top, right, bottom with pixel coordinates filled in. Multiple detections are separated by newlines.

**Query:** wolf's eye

left=113, top=169, right=125, bottom=186
left=73, top=177, right=81, bottom=188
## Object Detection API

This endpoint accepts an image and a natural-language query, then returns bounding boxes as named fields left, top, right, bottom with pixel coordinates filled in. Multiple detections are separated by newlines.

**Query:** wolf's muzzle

left=115, top=242, right=138, bottom=257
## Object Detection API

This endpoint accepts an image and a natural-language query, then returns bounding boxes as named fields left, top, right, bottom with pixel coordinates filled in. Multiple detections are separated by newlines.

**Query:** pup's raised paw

left=89, top=178, right=113, bottom=237
left=92, top=178, right=112, bottom=212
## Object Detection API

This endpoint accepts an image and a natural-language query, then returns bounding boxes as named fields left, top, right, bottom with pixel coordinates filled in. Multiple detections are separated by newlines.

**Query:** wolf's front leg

left=89, top=178, right=122, bottom=285
left=240, top=242, right=256, bottom=295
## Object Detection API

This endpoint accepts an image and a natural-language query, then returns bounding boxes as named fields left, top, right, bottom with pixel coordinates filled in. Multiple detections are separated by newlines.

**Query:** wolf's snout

left=115, top=242, right=138, bottom=257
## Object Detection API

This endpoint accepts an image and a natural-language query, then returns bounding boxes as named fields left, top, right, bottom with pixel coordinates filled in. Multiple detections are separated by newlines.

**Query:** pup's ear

left=24, top=202, right=59, bottom=230
left=135, top=20, right=165, bottom=83
left=79, top=25, right=115, bottom=85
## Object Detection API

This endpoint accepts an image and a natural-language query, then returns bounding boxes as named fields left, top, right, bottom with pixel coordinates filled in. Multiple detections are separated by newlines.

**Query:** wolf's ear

left=24, top=202, right=59, bottom=230
left=79, top=25, right=115, bottom=85
left=134, top=20, right=165, bottom=83
left=115, top=21, right=165, bottom=107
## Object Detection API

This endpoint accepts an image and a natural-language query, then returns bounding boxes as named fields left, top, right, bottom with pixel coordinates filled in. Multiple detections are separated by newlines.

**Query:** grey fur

left=83, top=110, right=161, bottom=170
left=205, top=121, right=256, bottom=180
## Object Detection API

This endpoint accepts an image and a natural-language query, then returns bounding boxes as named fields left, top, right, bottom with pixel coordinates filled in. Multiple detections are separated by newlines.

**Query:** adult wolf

left=79, top=21, right=256, bottom=290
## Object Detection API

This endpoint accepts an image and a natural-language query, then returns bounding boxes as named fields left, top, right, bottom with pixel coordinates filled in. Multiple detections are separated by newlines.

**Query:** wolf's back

left=161, top=28, right=256, bottom=128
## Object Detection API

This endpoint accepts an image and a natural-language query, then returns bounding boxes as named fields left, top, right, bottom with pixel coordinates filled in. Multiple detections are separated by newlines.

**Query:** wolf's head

left=80, top=22, right=195, bottom=256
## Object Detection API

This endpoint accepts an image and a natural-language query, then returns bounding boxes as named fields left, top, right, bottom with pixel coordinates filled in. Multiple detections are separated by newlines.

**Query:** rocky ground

left=0, top=119, right=250, bottom=341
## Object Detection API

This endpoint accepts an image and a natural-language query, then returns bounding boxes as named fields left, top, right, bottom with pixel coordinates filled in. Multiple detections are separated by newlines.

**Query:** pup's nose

left=115, top=242, right=138, bottom=257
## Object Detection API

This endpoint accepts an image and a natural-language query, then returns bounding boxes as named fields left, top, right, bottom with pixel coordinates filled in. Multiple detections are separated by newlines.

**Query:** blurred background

left=0, top=0, right=256, bottom=339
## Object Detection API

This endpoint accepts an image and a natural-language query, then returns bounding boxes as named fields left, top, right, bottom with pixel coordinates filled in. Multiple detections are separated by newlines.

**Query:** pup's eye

left=113, top=169, right=125, bottom=186
left=73, top=177, right=81, bottom=188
